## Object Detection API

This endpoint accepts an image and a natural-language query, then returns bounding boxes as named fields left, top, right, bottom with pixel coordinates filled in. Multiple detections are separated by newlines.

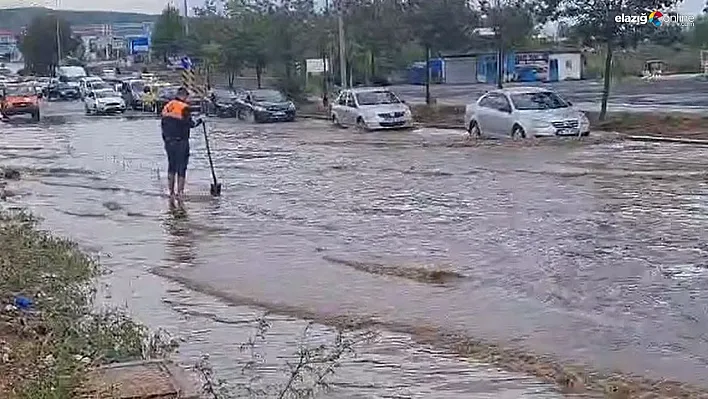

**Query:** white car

left=84, top=89, right=126, bottom=114
left=79, top=76, right=104, bottom=98
left=330, top=87, right=413, bottom=130
left=464, top=87, right=590, bottom=138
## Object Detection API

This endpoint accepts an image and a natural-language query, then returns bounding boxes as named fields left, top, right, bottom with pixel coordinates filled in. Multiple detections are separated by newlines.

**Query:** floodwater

left=2, top=101, right=708, bottom=397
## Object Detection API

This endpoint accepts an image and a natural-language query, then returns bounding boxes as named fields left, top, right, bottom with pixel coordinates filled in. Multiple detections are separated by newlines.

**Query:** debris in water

left=103, top=201, right=123, bottom=211
left=322, top=256, right=466, bottom=284
left=1, top=168, right=20, bottom=180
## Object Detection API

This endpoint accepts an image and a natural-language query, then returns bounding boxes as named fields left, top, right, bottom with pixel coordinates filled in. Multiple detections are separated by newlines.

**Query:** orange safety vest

left=161, top=99, right=187, bottom=119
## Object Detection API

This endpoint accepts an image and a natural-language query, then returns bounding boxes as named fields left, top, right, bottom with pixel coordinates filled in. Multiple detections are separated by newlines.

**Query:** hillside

left=0, top=7, right=158, bottom=33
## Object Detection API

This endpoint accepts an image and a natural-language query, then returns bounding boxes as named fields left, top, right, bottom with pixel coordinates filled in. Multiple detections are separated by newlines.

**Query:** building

left=0, top=30, right=21, bottom=62
left=71, top=22, right=153, bottom=61
left=436, top=50, right=583, bottom=85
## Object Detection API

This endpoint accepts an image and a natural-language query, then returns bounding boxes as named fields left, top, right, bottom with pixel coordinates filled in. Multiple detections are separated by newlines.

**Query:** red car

left=1, top=85, right=41, bottom=121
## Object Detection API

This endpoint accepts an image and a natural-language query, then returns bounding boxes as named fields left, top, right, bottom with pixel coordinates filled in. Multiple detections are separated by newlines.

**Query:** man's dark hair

left=176, top=87, right=189, bottom=98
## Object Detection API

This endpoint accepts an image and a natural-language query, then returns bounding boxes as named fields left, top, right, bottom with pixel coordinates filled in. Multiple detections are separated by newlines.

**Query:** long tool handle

left=202, top=123, right=218, bottom=186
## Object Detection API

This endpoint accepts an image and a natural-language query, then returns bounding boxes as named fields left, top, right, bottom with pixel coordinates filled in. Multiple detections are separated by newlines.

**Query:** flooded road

left=2, top=101, right=708, bottom=396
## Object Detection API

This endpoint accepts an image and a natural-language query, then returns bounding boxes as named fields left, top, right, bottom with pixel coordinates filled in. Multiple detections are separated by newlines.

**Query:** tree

left=346, top=0, right=410, bottom=84
left=544, top=0, right=680, bottom=120
left=17, top=14, right=79, bottom=75
left=481, top=0, right=536, bottom=88
left=405, top=0, right=479, bottom=104
left=151, top=6, right=185, bottom=62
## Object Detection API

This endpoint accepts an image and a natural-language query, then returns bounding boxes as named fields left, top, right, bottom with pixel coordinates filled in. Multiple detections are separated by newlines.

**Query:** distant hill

left=0, top=7, right=158, bottom=33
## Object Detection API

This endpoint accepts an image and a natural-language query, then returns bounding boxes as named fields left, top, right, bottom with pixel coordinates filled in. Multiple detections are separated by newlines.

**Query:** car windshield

left=252, top=90, right=285, bottom=102
left=91, top=82, right=110, bottom=90
left=355, top=90, right=400, bottom=106
left=130, top=81, right=145, bottom=92
left=4, top=86, right=35, bottom=96
left=160, top=89, right=177, bottom=98
left=95, top=91, right=118, bottom=98
left=510, top=91, right=569, bottom=110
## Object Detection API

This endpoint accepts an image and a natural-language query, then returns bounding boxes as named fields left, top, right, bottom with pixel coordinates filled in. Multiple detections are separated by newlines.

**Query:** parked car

left=234, top=89, right=295, bottom=122
left=208, top=89, right=241, bottom=117
left=464, top=87, right=590, bottom=139
left=154, top=86, right=204, bottom=114
left=47, top=81, right=80, bottom=101
left=84, top=89, right=126, bottom=115
left=330, top=87, right=413, bottom=130
left=79, top=76, right=104, bottom=98
left=1, top=84, right=41, bottom=121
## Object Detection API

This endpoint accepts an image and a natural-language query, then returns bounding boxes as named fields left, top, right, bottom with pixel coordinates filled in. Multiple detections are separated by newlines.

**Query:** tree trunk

left=322, top=50, right=328, bottom=107
left=425, top=45, right=431, bottom=105
left=600, top=42, right=613, bottom=121
left=496, top=48, right=504, bottom=89
left=370, top=51, right=376, bottom=81
left=256, top=64, right=263, bottom=89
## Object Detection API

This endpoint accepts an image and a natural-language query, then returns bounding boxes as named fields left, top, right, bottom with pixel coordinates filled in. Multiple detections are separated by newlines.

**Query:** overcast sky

left=0, top=0, right=704, bottom=16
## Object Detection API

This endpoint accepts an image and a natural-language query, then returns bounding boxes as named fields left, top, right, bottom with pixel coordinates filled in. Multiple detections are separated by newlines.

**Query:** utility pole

left=337, top=8, right=346, bottom=89
left=183, top=0, right=189, bottom=36
left=55, top=0, right=61, bottom=69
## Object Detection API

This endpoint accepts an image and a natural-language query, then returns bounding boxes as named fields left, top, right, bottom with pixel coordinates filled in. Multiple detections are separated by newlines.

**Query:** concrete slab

left=80, top=359, right=201, bottom=399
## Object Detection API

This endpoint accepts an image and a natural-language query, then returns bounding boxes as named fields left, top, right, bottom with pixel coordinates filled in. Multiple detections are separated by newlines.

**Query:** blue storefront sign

left=129, top=36, right=149, bottom=54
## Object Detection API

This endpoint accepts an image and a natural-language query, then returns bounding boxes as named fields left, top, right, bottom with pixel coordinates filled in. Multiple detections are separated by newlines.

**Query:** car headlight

left=288, top=103, right=295, bottom=110
left=530, top=119, right=552, bottom=128
left=253, top=106, right=265, bottom=112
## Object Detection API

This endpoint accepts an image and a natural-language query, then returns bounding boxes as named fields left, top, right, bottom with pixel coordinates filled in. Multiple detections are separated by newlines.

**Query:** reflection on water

left=3, top=102, right=708, bottom=397
left=164, top=199, right=197, bottom=267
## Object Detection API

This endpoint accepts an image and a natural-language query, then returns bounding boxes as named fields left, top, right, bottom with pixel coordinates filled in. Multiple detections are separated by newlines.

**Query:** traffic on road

left=3, top=66, right=708, bottom=397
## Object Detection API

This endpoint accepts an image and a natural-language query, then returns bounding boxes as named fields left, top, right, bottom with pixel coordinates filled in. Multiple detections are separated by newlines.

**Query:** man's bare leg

left=167, top=173, right=176, bottom=199
left=177, top=175, right=186, bottom=200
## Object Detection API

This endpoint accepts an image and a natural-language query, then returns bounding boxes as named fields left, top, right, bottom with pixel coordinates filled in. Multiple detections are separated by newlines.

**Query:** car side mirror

left=501, top=106, right=512, bottom=113
left=567, top=101, right=573, bottom=106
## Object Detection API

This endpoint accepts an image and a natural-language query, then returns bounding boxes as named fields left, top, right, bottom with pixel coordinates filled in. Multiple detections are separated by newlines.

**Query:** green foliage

left=0, top=208, right=174, bottom=398
left=151, top=6, right=185, bottom=61
left=17, top=14, right=80, bottom=75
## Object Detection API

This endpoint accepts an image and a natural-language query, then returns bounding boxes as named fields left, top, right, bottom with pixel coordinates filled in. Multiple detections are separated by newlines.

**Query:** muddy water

left=2, top=102, right=708, bottom=395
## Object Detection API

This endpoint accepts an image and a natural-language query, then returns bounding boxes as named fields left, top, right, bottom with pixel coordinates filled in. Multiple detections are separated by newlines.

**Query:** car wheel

left=468, top=120, right=481, bottom=138
left=511, top=124, right=526, bottom=139
left=356, top=117, right=368, bottom=132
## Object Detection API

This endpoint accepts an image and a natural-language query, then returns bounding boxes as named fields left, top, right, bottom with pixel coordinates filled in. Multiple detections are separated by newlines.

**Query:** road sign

left=129, top=36, right=149, bottom=54
left=306, top=58, right=328, bottom=74
left=180, top=56, right=192, bottom=70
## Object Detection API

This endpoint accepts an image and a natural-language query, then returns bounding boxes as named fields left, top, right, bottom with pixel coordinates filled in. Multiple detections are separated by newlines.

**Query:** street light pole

left=183, top=0, right=189, bottom=36
left=337, top=10, right=346, bottom=89
left=56, top=0, right=61, bottom=68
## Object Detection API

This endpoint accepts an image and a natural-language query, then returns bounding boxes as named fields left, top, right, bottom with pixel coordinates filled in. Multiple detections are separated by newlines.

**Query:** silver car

left=464, top=87, right=591, bottom=138
left=331, top=87, right=413, bottom=131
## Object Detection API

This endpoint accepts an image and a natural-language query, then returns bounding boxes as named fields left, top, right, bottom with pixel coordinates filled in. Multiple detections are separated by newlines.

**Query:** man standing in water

left=161, top=87, right=203, bottom=201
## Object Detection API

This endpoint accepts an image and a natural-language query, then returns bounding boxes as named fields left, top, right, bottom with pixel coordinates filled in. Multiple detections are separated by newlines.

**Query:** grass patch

left=0, top=209, right=173, bottom=398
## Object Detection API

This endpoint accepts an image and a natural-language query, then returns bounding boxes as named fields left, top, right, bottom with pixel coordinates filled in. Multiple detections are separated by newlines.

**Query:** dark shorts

left=164, top=139, right=189, bottom=177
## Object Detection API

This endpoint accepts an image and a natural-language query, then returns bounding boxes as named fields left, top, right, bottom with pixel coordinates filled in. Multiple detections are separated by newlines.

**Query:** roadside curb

left=298, top=114, right=708, bottom=144
left=298, top=113, right=329, bottom=121
left=624, top=135, right=708, bottom=145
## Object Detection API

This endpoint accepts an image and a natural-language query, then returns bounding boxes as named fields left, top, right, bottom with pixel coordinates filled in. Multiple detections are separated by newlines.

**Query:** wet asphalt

left=389, top=75, right=708, bottom=113
left=2, top=100, right=708, bottom=396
